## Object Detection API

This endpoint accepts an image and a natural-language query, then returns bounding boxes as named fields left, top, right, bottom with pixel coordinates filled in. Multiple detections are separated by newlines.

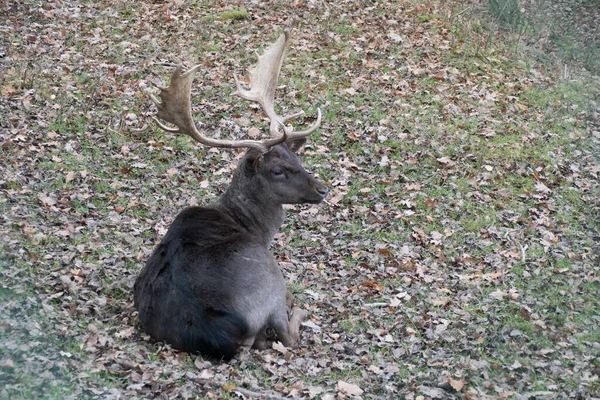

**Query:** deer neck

left=219, top=174, right=284, bottom=245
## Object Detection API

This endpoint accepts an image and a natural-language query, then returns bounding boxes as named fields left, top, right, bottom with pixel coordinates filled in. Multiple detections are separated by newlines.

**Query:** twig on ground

left=151, top=62, right=181, bottom=68
left=519, top=244, right=528, bottom=264
left=234, top=387, right=288, bottom=400
left=185, top=376, right=288, bottom=400
left=362, top=302, right=389, bottom=308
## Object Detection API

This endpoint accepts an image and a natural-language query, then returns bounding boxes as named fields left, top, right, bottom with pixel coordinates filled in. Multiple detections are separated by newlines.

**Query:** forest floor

left=1, top=0, right=599, bottom=399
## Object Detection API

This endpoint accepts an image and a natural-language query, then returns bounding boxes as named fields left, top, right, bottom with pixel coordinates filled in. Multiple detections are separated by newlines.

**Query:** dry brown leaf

left=430, top=296, right=451, bottom=306
left=489, top=290, right=505, bottom=300
left=167, top=168, right=178, bottom=176
left=329, top=191, right=346, bottom=205
left=272, top=341, right=288, bottom=355
left=1, top=85, right=18, bottom=96
left=535, top=182, right=551, bottom=194
left=38, top=193, right=57, bottom=206
left=65, top=171, right=75, bottom=183
left=448, top=378, right=464, bottom=392
left=115, top=327, right=135, bottom=339
left=405, top=183, right=422, bottom=191
left=247, top=127, right=261, bottom=138
left=436, top=156, right=455, bottom=167
left=337, top=380, right=363, bottom=396
left=198, top=369, right=214, bottom=379
left=360, top=280, right=384, bottom=291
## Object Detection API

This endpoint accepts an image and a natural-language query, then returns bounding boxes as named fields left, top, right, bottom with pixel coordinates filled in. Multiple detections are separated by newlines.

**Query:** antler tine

left=234, top=21, right=321, bottom=145
left=285, top=107, right=322, bottom=138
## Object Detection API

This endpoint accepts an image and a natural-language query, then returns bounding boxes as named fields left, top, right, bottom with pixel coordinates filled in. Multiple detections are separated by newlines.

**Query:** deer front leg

left=252, top=336, right=269, bottom=350
left=272, top=307, right=308, bottom=348
left=288, top=307, right=308, bottom=344
left=251, top=327, right=277, bottom=350
left=286, top=290, right=294, bottom=310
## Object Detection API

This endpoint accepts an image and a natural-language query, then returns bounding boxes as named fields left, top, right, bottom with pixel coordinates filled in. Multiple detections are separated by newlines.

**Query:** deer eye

left=271, top=168, right=284, bottom=177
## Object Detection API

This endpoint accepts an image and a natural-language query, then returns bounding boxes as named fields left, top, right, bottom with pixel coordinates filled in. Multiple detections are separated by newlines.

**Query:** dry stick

left=187, top=373, right=288, bottom=399
left=451, top=5, right=473, bottom=19
left=151, top=62, right=180, bottom=68
left=234, top=387, right=288, bottom=400
left=362, top=302, right=389, bottom=308
left=130, top=123, right=149, bottom=133
left=519, top=244, right=528, bottom=264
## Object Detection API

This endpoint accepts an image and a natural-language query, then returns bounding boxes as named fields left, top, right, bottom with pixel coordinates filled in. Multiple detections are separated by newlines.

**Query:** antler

left=234, top=26, right=321, bottom=143
left=150, top=24, right=321, bottom=153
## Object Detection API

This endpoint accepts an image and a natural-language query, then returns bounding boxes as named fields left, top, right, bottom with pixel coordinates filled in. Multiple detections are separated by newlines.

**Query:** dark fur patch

left=134, top=206, right=251, bottom=360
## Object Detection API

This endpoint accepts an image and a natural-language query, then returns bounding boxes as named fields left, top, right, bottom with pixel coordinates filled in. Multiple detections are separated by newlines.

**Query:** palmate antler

left=150, top=23, right=321, bottom=153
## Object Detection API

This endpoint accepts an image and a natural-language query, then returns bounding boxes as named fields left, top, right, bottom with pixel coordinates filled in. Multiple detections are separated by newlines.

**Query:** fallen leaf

left=436, top=156, right=455, bottom=166
left=430, top=296, right=450, bottom=306
left=198, top=369, right=214, bottom=379
left=1, top=85, right=18, bottom=96
left=489, top=290, right=505, bottom=300
left=115, top=327, right=135, bottom=339
left=301, top=320, right=322, bottom=333
left=360, top=280, right=384, bottom=291
left=329, top=190, right=346, bottom=205
left=405, top=183, right=422, bottom=191
left=167, top=168, right=178, bottom=176
left=448, top=378, right=464, bottom=392
left=235, top=116, right=250, bottom=127
left=272, top=341, right=288, bottom=355
left=535, top=182, right=551, bottom=194
left=38, top=193, right=57, bottom=206
left=247, top=127, right=261, bottom=138
left=59, top=172, right=73, bottom=188
left=337, top=380, right=363, bottom=396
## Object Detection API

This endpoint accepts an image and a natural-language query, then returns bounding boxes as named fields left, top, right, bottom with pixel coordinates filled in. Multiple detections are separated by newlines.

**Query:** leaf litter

left=1, top=0, right=599, bottom=398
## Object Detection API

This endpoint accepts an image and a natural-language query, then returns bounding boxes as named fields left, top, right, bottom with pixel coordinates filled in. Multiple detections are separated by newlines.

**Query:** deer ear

left=243, top=150, right=263, bottom=174
left=285, top=137, right=307, bottom=153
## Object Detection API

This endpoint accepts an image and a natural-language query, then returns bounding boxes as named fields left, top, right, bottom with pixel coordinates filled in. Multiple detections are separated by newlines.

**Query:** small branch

left=114, top=358, right=137, bottom=370
left=519, top=244, right=528, bottom=264
left=186, top=376, right=288, bottom=399
left=520, top=392, right=555, bottom=399
left=235, top=387, right=288, bottom=400
left=452, top=6, right=473, bottom=19
left=151, top=62, right=181, bottom=68
left=362, top=302, right=389, bottom=308
left=130, top=123, right=149, bottom=133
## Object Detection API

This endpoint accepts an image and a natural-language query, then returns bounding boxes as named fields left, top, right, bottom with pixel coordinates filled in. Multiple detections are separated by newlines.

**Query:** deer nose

left=317, top=186, right=329, bottom=196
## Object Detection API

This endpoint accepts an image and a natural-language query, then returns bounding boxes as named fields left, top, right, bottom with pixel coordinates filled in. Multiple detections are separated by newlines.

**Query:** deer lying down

left=134, top=25, right=327, bottom=361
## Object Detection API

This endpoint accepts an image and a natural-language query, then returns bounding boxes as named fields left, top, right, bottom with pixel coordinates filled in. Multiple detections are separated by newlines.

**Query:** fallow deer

left=133, top=24, right=327, bottom=361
